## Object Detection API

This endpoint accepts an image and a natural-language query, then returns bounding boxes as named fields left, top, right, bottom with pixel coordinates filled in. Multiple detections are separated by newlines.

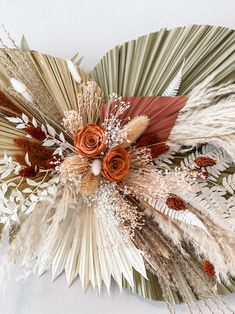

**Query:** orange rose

left=74, top=124, right=106, bottom=158
left=101, top=146, right=131, bottom=182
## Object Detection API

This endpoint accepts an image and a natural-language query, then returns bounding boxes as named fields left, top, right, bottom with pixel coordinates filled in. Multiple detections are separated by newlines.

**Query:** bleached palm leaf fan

left=0, top=25, right=235, bottom=312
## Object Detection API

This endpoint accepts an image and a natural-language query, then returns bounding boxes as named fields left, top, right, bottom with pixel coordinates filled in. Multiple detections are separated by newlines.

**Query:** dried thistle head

left=122, top=115, right=150, bottom=146
left=80, top=170, right=100, bottom=196
left=60, top=155, right=89, bottom=177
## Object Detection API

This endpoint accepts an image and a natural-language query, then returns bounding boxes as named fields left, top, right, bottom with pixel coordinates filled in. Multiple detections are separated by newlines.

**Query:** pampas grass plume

left=123, top=115, right=150, bottom=146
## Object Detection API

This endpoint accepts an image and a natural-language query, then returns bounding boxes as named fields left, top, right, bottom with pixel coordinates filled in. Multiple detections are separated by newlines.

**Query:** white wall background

left=0, top=0, right=235, bottom=313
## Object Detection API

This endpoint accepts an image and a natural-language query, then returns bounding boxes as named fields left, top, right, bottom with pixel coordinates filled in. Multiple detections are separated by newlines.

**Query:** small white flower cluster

left=103, top=95, right=130, bottom=148
left=95, top=182, right=142, bottom=246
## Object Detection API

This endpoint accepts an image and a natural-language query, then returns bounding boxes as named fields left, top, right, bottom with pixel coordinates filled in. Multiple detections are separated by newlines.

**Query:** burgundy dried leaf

left=138, top=133, right=159, bottom=147
left=151, top=143, right=170, bottom=158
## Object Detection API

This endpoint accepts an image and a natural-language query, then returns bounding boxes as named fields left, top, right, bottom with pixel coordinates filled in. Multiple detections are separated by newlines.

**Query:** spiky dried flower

left=14, top=137, right=54, bottom=169
left=102, top=96, right=130, bottom=147
left=45, top=155, right=62, bottom=169
left=95, top=182, right=143, bottom=244
left=77, top=81, right=103, bottom=125
left=129, top=146, right=152, bottom=167
left=19, top=165, right=38, bottom=178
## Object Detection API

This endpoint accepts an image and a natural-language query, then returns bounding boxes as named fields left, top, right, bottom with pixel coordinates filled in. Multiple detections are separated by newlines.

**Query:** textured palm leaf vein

left=0, top=25, right=235, bottom=310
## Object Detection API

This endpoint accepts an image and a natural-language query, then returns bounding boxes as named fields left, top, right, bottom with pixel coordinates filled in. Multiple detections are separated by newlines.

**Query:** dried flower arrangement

left=0, top=24, right=235, bottom=313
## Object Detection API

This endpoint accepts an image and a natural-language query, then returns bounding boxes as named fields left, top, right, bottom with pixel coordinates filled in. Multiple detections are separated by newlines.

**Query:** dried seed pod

left=194, top=156, right=216, bottom=167
left=166, top=195, right=187, bottom=211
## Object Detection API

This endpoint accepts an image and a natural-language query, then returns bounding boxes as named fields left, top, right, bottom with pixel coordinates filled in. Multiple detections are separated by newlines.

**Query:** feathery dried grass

left=169, top=78, right=235, bottom=161
left=60, top=155, right=89, bottom=177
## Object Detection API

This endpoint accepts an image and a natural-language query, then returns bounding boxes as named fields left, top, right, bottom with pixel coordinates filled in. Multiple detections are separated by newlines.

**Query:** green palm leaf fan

left=91, top=25, right=235, bottom=97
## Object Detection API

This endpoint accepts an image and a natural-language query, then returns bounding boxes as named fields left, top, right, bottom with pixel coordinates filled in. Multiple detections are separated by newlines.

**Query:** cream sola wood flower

left=0, top=25, right=235, bottom=312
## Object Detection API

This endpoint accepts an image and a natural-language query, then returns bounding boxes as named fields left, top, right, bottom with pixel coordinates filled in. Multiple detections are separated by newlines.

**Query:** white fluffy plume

left=66, top=59, right=81, bottom=83
left=10, top=78, right=32, bottom=102
left=169, top=76, right=235, bottom=161
left=91, top=159, right=101, bottom=176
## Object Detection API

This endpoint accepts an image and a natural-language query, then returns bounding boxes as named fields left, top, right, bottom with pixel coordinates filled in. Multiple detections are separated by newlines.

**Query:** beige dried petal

left=60, top=155, right=89, bottom=176
left=122, top=115, right=150, bottom=146
left=80, top=170, right=100, bottom=196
